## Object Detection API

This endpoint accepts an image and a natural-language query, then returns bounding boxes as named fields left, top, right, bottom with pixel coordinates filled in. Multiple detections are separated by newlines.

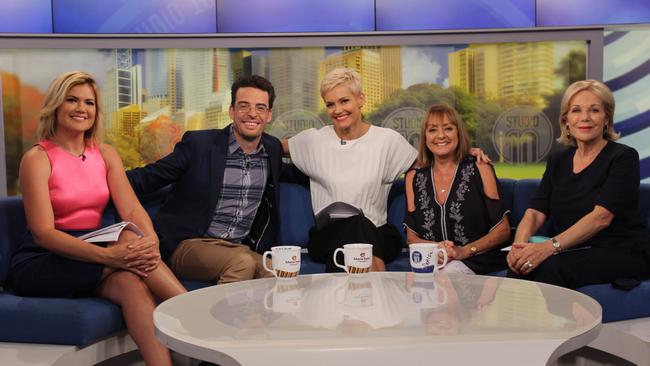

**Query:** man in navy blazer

left=127, top=75, right=282, bottom=284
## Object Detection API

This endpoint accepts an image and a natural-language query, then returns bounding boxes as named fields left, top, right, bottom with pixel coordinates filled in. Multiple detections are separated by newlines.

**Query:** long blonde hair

left=37, top=71, right=104, bottom=143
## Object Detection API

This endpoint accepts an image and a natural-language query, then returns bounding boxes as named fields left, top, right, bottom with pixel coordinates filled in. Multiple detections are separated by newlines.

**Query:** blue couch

left=1, top=179, right=650, bottom=364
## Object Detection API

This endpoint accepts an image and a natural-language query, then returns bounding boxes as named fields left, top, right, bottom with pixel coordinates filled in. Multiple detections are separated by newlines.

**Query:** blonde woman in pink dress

left=8, top=71, right=186, bottom=366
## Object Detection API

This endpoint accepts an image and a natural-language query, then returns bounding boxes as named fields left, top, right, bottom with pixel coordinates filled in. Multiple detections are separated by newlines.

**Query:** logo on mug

left=411, top=251, right=423, bottom=264
left=285, top=256, right=300, bottom=265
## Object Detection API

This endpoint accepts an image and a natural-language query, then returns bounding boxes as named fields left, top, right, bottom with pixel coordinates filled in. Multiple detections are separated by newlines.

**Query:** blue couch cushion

left=498, top=178, right=516, bottom=217
left=0, top=281, right=213, bottom=347
left=386, top=252, right=410, bottom=271
left=511, top=179, right=553, bottom=235
left=510, top=179, right=538, bottom=227
left=0, top=293, right=124, bottom=346
left=578, top=281, right=650, bottom=323
left=300, top=255, right=326, bottom=274
left=277, top=183, right=314, bottom=247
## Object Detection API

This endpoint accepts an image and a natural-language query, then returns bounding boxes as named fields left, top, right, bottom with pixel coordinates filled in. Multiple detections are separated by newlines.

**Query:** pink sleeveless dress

left=38, top=139, right=110, bottom=230
left=9, top=140, right=112, bottom=297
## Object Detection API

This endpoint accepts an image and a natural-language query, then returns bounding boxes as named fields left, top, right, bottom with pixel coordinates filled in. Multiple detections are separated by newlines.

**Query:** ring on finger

left=524, top=260, right=533, bottom=269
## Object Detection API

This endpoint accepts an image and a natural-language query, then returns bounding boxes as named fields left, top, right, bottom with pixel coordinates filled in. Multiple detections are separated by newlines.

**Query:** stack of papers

left=78, top=221, right=144, bottom=243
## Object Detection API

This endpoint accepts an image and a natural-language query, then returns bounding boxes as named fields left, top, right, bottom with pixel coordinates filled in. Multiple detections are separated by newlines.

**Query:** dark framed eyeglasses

left=236, top=102, right=269, bottom=114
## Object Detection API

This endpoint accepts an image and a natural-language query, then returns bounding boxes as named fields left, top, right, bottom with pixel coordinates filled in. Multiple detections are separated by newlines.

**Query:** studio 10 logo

left=268, top=109, right=325, bottom=139
left=492, top=106, right=554, bottom=163
left=381, top=107, right=426, bottom=148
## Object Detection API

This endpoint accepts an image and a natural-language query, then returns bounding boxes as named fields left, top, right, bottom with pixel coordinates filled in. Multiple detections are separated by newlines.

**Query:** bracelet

left=469, top=245, right=478, bottom=256
left=551, top=237, right=561, bottom=255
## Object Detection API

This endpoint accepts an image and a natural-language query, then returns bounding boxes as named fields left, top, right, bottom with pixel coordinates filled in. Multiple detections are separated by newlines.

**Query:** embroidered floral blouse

left=404, top=157, right=509, bottom=273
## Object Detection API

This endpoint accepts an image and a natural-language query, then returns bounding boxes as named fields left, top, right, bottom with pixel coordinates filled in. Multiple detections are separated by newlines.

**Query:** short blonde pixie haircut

left=558, top=79, right=619, bottom=146
left=37, top=71, right=104, bottom=143
left=417, top=104, right=471, bottom=166
left=320, top=67, right=362, bottom=98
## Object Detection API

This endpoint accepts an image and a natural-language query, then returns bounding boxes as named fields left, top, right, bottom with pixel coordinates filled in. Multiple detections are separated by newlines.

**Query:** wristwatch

left=551, top=237, right=561, bottom=254
left=469, top=245, right=478, bottom=256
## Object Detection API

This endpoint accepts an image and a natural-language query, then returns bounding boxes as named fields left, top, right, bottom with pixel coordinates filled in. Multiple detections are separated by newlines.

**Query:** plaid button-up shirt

left=206, top=128, right=269, bottom=243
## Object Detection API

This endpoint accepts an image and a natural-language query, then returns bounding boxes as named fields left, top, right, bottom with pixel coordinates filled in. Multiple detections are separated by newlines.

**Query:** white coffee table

left=154, top=272, right=601, bottom=366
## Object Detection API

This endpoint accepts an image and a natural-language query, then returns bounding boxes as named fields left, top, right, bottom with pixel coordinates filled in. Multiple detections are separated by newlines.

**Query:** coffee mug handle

left=437, top=248, right=448, bottom=270
left=262, top=251, right=276, bottom=277
left=263, top=289, right=274, bottom=310
left=333, top=248, right=348, bottom=273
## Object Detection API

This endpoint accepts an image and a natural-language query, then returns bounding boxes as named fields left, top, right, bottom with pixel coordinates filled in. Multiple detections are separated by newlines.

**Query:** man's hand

left=470, top=147, right=491, bottom=164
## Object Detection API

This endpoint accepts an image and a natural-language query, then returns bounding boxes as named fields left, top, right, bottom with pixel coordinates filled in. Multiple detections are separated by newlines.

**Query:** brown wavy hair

left=417, top=104, right=470, bottom=166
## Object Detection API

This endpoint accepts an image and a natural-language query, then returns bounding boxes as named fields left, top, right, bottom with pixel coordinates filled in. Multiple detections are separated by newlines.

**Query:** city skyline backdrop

left=1, top=42, right=580, bottom=132
left=1, top=41, right=586, bottom=194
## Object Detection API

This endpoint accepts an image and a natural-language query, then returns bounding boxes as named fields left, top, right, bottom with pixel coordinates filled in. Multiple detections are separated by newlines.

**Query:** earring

left=565, top=124, right=570, bottom=138
left=604, top=124, right=608, bottom=136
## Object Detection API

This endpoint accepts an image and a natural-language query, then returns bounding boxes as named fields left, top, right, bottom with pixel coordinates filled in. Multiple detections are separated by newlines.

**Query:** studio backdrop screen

left=0, top=39, right=588, bottom=195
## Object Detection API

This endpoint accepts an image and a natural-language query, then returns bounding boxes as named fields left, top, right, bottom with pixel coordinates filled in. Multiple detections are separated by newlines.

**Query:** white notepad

left=78, top=221, right=144, bottom=243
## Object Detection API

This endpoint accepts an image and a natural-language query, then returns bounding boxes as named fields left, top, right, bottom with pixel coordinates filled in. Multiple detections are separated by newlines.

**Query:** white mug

left=409, top=243, right=448, bottom=274
left=263, top=245, right=301, bottom=278
left=410, top=277, right=448, bottom=308
left=264, top=279, right=302, bottom=313
left=333, top=243, right=373, bottom=274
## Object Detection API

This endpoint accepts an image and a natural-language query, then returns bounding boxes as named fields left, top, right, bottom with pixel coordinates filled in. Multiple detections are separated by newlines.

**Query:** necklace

left=433, top=163, right=457, bottom=197
left=55, top=141, right=87, bottom=161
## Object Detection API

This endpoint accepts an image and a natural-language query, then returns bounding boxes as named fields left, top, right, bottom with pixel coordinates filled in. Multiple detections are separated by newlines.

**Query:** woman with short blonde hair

left=286, top=67, right=419, bottom=272
left=319, top=67, right=362, bottom=98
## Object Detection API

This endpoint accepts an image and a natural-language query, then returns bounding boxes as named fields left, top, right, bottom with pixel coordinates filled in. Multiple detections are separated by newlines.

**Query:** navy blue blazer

left=127, top=125, right=283, bottom=261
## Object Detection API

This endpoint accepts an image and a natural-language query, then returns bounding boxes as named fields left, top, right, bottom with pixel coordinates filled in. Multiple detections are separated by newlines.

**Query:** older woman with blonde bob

left=507, top=79, right=650, bottom=288
left=8, top=71, right=186, bottom=366
left=405, top=104, right=510, bottom=274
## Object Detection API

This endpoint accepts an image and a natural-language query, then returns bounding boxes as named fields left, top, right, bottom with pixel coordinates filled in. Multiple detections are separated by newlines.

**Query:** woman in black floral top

left=404, top=104, right=510, bottom=274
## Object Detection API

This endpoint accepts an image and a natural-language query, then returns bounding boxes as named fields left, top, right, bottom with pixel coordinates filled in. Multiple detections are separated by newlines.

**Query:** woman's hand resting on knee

left=104, top=233, right=160, bottom=277
left=124, top=234, right=161, bottom=273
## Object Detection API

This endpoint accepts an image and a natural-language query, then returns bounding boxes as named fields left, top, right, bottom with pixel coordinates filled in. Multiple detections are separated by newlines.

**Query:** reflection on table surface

left=155, top=272, right=601, bottom=343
